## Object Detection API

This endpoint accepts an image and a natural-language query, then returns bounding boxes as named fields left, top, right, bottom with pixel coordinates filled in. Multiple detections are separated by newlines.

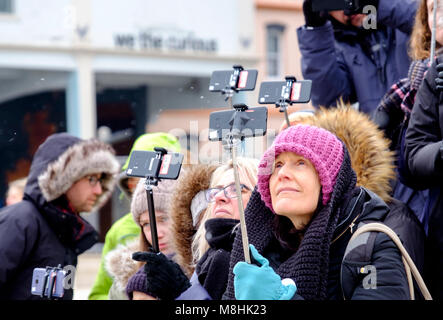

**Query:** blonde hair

left=191, top=157, right=259, bottom=264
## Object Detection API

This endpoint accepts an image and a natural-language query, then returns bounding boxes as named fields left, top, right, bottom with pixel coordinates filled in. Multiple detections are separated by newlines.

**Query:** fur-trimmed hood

left=104, top=239, right=140, bottom=294
left=170, top=163, right=218, bottom=277
left=25, top=133, right=120, bottom=211
left=286, top=104, right=395, bottom=203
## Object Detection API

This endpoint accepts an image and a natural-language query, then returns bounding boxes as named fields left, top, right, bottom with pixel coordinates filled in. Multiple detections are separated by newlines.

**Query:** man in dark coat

left=405, top=56, right=443, bottom=300
left=0, top=133, right=119, bottom=300
left=297, top=0, right=418, bottom=115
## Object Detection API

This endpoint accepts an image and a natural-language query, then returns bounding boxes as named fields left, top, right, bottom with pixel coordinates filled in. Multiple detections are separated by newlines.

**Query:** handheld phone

left=208, top=106, right=268, bottom=141
left=125, top=150, right=184, bottom=179
left=258, top=80, right=312, bottom=105
left=31, top=267, right=65, bottom=299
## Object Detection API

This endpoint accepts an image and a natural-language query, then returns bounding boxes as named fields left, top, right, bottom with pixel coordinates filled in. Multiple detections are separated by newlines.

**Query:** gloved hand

left=132, top=251, right=191, bottom=300
left=302, top=0, right=328, bottom=27
left=233, top=244, right=297, bottom=300
left=435, top=63, right=443, bottom=91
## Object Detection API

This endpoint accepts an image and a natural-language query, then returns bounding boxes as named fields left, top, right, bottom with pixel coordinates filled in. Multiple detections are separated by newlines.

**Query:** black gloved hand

left=132, top=251, right=191, bottom=300
left=302, top=0, right=328, bottom=27
left=435, top=63, right=443, bottom=92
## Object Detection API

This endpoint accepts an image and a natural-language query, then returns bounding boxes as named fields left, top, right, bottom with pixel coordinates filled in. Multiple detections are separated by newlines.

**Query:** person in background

left=88, top=132, right=181, bottom=300
left=5, top=177, right=27, bottom=206
left=404, top=44, right=443, bottom=299
left=297, top=0, right=418, bottom=115
left=0, top=133, right=119, bottom=299
left=105, top=178, right=178, bottom=300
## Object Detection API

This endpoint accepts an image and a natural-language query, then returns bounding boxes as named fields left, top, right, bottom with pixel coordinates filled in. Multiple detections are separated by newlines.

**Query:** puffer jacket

left=296, top=0, right=417, bottom=115
left=0, top=133, right=119, bottom=299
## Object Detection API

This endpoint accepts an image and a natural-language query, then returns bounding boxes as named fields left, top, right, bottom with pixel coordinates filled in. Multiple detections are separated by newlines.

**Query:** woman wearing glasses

left=129, top=157, right=259, bottom=300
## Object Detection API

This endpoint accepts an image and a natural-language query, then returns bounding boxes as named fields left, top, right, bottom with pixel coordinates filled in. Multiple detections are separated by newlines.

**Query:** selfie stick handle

left=145, top=182, right=159, bottom=253
left=230, top=137, right=251, bottom=264
left=431, top=1, right=438, bottom=61
left=143, top=147, right=167, bottom=254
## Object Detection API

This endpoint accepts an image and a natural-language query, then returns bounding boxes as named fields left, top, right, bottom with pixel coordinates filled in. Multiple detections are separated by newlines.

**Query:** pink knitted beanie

left=257, top=124, right=344, bottom=212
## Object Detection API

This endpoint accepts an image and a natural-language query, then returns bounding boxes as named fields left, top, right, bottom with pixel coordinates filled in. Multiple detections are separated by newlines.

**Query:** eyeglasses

left=86, top=175, right=104, bottom=187
left=205, top=183, right=251, bottom=202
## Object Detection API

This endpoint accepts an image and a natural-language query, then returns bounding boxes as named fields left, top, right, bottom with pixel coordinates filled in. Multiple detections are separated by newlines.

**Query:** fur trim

left=38, top=139, right=120, bottom=210
left=291, top=104, right=395, bottom=202
left=104, top=239, right=140, bottom=292
left=170, top=164, right=217, bottom=277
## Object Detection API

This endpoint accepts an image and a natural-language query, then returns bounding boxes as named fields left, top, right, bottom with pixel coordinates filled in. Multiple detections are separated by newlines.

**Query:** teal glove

left=233, top=244, right=297, bottom=300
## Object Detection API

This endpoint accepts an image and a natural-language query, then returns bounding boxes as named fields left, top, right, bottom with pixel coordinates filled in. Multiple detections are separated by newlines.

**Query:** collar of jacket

left=331, top=186, right=390, bottom=243
left=25, top=193, right=99, bottom=254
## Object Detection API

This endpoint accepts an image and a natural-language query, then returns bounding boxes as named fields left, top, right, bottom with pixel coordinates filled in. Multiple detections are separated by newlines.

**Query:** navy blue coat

left=0, top=134, right=99, bottom=300
left=296, top=0, right=417, bottom=115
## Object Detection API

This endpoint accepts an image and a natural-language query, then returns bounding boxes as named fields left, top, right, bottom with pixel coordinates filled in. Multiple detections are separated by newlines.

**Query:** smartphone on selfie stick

left=258, top=76, right=312, bottom=128
left=125, top=147, right=184, bottom=253
left=208, top=65, right=268, bottom=264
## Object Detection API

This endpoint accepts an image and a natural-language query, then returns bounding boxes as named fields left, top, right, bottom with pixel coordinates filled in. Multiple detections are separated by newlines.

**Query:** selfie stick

left=222, top=103, right=251, bottom=264
left=143, top=147, right=168, bottom=253
left=431, top=0, right=438, bottom=62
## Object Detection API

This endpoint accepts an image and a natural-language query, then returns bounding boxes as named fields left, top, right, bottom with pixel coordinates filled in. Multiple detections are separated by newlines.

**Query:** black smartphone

left=31, top=267, right=65, bottom=298
left=209, top=69, right=258, bottom=92
left=208, top=106, right=268, bottom=141
left=258, top=80, right=312, bottom=104
left=312, top=0, right=361, bottom=12
left=125, top=150, right=184, bottom=180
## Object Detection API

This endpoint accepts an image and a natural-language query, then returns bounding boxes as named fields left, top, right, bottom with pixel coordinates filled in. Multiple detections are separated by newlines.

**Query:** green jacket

left=88, top=213, right=140, bottom=300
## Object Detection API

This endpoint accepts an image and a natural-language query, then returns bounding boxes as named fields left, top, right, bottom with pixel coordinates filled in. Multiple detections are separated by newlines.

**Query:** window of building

left=0, top=0, right=13, bottom=14
left=266, top=24, right=285, bottom=78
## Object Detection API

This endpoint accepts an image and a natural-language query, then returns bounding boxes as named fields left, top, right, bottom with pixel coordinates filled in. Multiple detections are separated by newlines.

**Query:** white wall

left=0, top=0, right=256, bottom=57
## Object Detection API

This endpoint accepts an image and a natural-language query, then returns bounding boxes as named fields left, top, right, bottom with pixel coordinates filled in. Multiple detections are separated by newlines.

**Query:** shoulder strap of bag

left=348, top=222, right=432, bottom=300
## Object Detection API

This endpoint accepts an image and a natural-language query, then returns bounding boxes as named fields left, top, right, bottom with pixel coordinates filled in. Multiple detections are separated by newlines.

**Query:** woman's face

left=269, top=152, right=321, bottom=228
left=428, top=0, right=443, bottom=46
left=139, top=210, right=172, bottom=255
left=210, top=170, right=252, bottom=220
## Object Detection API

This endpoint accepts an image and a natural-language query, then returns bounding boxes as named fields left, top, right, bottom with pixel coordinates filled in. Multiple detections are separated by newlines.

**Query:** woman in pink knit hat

left=223, top=124, right=412, bottom=300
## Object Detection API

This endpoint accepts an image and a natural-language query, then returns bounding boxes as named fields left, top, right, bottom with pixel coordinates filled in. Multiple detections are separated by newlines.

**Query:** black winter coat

left=224, top=187, right=421, bottom=300
left=0, top=134, right=99, bottom=300
left=405, top=56, right=443, bottom=300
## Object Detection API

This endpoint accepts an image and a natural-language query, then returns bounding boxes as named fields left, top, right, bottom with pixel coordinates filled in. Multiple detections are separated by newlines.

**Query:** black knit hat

left=223, top=147, right=357, bottom=300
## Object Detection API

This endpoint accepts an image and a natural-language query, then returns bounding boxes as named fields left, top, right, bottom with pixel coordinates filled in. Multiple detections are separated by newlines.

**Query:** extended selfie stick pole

left=143, top=147, right=168, bottom=253
left=223, top=104, right=251, bottom=264
left=431, top=0, right=438, bottom=61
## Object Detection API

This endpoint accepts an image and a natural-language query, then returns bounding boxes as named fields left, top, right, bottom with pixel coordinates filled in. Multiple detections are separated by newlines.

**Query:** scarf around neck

left=222, top=148, right=357, bottom=300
